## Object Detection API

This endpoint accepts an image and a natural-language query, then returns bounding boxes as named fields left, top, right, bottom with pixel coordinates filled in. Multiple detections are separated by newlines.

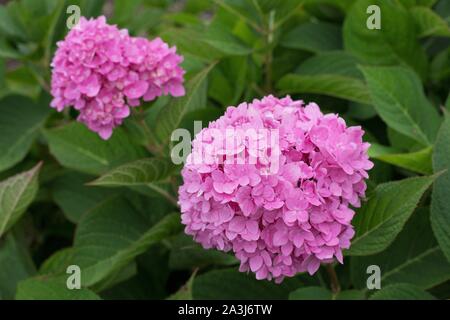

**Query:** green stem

left=326, top=264, right=341, bottom=294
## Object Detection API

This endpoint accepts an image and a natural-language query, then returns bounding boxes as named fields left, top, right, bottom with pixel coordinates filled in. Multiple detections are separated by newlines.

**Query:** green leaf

left=52, top=172, right=118, bottom=223
left=445, top=91, right=450, bottom=111
left=334, top=290, right=365, bottom=300
left=351, top=208, right=450, bottom=290
left=295, top=51, right=363, bottom=79
left=369, top=284, right=435, bottom=300
left=361, top=66, right=441, bottom=146
left=39, top=248, right=75, bottom=276
left=68, top=0, right=105, bottom=18
left=44, top=122, right=146, bottom=175
left=369, top=143, right=433, bottom=175
left=289, top=287, right=332, bottom=300
left=348, top=175, right=436, bottom=256
left=201, top=24, right=252, bottom=56
left=411, top=6, right=450, bottom=37
left=277, top=74, right=371, bottom=104
left=0, top=2, right=27, bottom=40
left=281, top=21, right=342, bottom=53
left=0, top=163, right=42, bottom=238
left=167, top=270, right=197, bottom=300
left=89, top=158, right=175, bottom=187
left=344, top=0, right=428, bottom=78
left=192, top=268, right=302, bottom=299
left=289, top=287, right=365, bottom=300
left=169, top=233, right=237, bottom=270
left=3, top=67, right=41, bottom=99
left=154, top=63, right=215, bottom=147
left=0, top=233, right=36, bottom=299
left=161, top=24, right=250, bottom=62
left=0, top=95, right=50, bottom=172
left=16, top=277, right=100, bottom=300
left=71, top=197, right=182, bottom=287
left=431, top=115, right=450, bottom=262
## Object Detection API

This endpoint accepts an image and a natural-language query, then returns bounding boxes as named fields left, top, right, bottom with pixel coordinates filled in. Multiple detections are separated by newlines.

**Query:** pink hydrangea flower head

left=178, top=95, right=373, bottom=283
left=50, top=16, right=185, bottom=139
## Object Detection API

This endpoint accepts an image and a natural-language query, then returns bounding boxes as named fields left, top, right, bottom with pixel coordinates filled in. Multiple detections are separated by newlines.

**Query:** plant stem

left=147, top=183, right=179, bottom=208
left=326, top=264, right=341, bottom=294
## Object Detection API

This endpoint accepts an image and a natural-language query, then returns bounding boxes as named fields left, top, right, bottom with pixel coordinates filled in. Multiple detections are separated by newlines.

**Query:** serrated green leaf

left=431, top=115, right=450, bottom=262
left=348, top=175, right=436, bottom=256
left=0, top=162, right=42, bottom=238
left=16, top=277, right=100, bottom=300
left=369, top=283, right=435, bottom=300
left=71, top=197, right=182, bottom=287
left=361, top=66, right=441, bottom=146
left=344, top=0, right=428, bottom=78
left=89, top=158, right=175, bottom=187
left=369, top=143, right=433, bottom=175
left=277, top=74, right=371, bottom=104
left=351, top=208, right=450, bottom=290
left=44, top=122, right=146, bottom=175
left=154, top=63, right=215, bottom=148
left=411, top=6, right=450, bottom=37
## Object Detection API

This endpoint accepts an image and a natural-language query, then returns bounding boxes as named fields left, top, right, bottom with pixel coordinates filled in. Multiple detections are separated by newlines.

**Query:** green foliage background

left=0, top=0, right=449, bottom=300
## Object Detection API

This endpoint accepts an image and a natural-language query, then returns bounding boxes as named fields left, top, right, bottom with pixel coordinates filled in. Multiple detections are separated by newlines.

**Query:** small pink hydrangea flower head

left=178, top=95, right=373, bottom=283
left=50, top=16, right=185, bottom=140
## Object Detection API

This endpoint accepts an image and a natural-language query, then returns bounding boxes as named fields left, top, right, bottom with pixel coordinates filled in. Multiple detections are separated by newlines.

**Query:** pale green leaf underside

left=89, top=158, right=175, bottom=187
left=0, top=162, right=41, bottom=237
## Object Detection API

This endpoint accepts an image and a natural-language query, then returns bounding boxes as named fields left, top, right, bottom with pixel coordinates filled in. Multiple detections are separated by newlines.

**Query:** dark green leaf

left=348, top=175, right=436, bottom=256
left=361, top=66, right=441, bottom=146
left=289, top=287, right=332, bottom=300
left=369, top=284, right=435, bottom=300
left=89, top=158, right=175, bottom=187
left=44, top=122, right=146, bottom=175
left=344, top=0, right=428, bottom=78
left=281, top=21, right=342, bottom=53
left=72, top=197, right=182, bottom=286
left=0, top=233, right=36, bottom=299
left=0, top=95, right=50, bottom=172
left=193, top=268, right=302, bottom=299
left=16, top=277, right=100, bottom=300
left=351, top=208, right=450, bottom=290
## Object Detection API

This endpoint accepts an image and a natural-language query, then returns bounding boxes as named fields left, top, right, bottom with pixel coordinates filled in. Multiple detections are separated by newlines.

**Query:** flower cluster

left=178, top=95, right=373, bottom=282
left=50, top=16, right=185, bottom=139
